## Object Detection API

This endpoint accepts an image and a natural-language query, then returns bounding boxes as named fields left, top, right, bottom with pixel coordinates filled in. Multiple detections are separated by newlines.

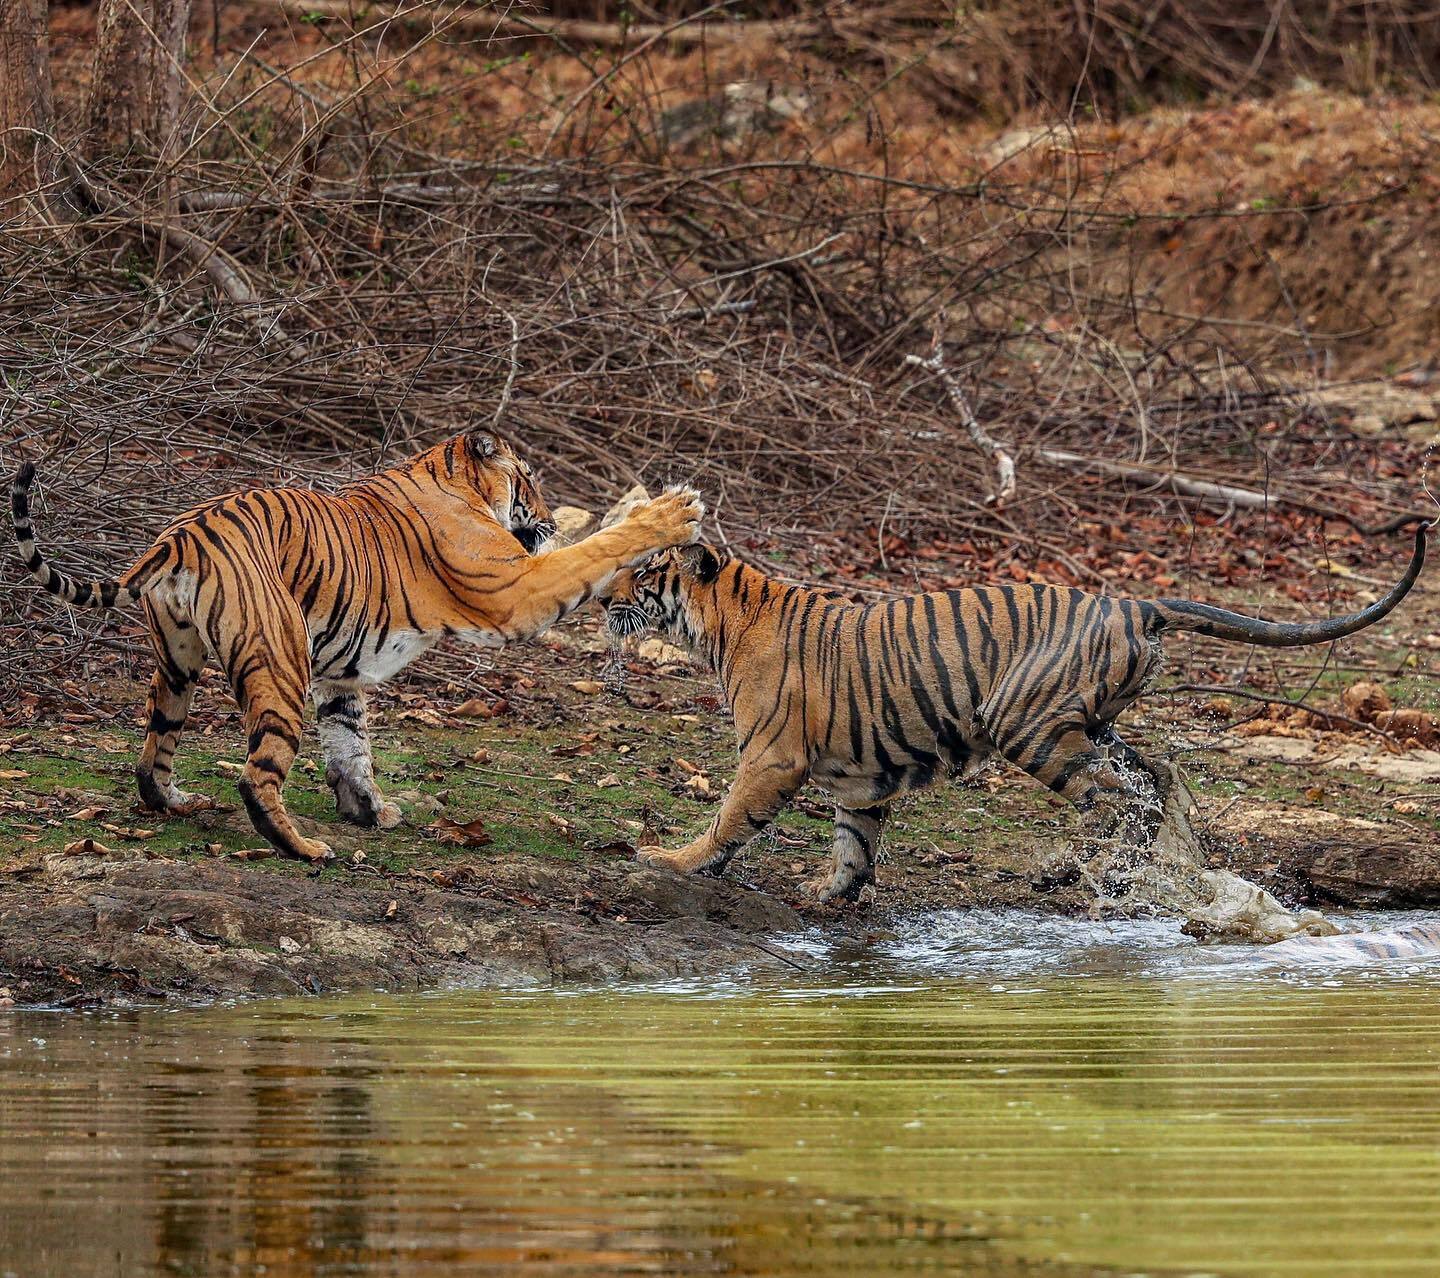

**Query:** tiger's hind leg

left=805, top=803, right=888, bottom=903
left=315, top=684, right=401, bottom=830
left=206, top=579, right=331, bottom=863
left=136, top=601, right=211, bottom=815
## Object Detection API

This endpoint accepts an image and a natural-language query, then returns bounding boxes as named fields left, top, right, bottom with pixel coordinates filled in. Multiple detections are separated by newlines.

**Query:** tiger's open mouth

left=513, top=521, right=556, bottom=555
left=605, top=602, right=651, bottom=638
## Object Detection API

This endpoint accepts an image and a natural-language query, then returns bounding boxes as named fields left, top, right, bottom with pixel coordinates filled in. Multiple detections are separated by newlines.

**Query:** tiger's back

left=691, top=572, right=1162, bottom=812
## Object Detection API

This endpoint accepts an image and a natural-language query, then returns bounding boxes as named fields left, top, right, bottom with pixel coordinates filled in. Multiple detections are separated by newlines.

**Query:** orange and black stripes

left=12, top=431, right=703, bottom=861
left=606, top=530, right=1426, bottom=901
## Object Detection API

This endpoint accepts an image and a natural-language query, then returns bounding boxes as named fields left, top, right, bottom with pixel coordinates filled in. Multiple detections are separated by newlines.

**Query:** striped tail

left=1152, top=523, right=1428, bottom=648
left=11, top=462, right=163, bottom=608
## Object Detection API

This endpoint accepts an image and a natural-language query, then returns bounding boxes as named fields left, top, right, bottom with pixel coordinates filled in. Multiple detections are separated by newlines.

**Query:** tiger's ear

left=681, top=544, right=724, bottom=584
left=464, top=429, right=499, bottom=462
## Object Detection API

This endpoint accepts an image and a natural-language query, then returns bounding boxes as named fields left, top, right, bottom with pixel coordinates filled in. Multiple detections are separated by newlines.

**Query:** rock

left=984, top=125, right=1062, bottom=166
left=1340, top=679, right=1391, bottom=722
left=549, top=505, right=595, bottom=548
left=636, top=637, right=690, bottom=665
left=1282, top=840, right=1440, bottom=909
left=601, top=485, right=650, bottom=529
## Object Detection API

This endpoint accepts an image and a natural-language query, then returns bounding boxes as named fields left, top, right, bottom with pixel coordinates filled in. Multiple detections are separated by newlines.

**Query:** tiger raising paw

left=12, top=432, right=703, bottom=861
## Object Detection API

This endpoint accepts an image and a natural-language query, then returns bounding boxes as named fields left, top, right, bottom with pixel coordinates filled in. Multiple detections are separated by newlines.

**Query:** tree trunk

left=0, top=0, right=54, bottom=207
left=88, top=0, right=193, bottom=153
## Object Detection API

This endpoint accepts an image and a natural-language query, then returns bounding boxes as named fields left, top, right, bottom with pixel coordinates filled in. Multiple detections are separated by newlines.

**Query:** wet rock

left=1281, top=840, right=1440, bottom=909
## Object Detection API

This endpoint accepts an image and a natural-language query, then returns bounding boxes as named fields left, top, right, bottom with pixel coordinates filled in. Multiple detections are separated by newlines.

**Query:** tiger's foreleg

left=489, top=489, right=703, bottom=640
left=805, top=803, right=888, bottom=903
left=315, top=685, right=401, bottom=830
left=637, top=754, right=807, bottom=877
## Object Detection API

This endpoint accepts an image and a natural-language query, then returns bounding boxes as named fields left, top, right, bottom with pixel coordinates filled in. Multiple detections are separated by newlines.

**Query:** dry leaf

left=674, top=757, right=702, bottom=776
left=230, top=847, right=273, bottom=861
left=595, top=773, right=622, bottom=789
left=65, top=805, right=110, bottom=822
left=684, top=773, right=713, bottom=798
left=454, top=697, right=497, bottom=718
left=0, top=769, right=30, bottom=781
left=100, top=822, right=158, bottom=841
left=62, top=838, right=113, bottom=856
left=384, top=899, right=398, bottom=920
left=429, top=815, right=492, bottom=847
left=570, top=679, right=604, bottom=695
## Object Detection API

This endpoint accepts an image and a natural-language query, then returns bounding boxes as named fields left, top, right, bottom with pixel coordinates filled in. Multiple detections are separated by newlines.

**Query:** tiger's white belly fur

left=311, top=623, right=510, bottom=688
left=349, top=631, right=437, bottom=685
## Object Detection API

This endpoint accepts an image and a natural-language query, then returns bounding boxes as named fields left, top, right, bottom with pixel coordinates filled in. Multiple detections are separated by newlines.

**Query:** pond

left=3, top=910, right=1440, bottom=1277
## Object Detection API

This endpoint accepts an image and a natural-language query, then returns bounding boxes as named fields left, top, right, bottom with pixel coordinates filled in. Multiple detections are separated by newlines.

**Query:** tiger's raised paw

left=633, top=487, right=705, bottom=548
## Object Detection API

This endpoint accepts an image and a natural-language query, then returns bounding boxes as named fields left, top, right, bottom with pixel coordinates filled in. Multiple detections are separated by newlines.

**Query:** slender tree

left=88, top=0, right=193, bottom=152
left=0, top=0, right=54, bottom=207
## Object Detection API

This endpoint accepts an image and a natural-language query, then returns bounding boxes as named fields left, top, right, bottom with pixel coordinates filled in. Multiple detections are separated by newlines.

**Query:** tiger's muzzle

left=514, top=520, right=557, bottom=554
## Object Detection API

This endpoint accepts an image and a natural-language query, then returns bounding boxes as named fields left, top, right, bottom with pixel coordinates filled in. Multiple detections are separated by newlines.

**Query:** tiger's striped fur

left=605, top=529, right=1426, bottom=901
left=12, top=432, right=704, bottom=861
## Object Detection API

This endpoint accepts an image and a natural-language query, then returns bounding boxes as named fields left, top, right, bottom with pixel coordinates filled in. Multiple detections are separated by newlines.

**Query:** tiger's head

left=604, top=544, right=727, bottom=641
left=460, top=428, right=556, bottom=554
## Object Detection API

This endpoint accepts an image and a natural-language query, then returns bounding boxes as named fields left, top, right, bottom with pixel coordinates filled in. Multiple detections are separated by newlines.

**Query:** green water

left=3, top=912, right=1440, bottom=1277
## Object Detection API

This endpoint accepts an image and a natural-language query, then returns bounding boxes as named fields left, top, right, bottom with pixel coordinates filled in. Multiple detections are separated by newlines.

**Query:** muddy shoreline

left=4, top=819, right=1439, bottom=1008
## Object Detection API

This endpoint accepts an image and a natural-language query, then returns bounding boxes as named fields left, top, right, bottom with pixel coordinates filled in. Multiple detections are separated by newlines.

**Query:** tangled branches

left=1, top=3, right=1431, bottom=706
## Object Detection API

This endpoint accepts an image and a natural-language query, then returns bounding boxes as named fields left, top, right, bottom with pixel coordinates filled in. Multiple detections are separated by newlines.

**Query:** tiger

left=11, top=430, right=704, bottom=862
left=604, top=528, right=1427, bottom=902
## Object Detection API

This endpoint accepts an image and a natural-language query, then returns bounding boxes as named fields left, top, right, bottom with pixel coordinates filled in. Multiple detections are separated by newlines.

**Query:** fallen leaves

left=454, top=697, right=508, bottom=719
left=570, top=679, right=604, bottom=695
left=61, top=838, right=113, bottom=856
left=1342, top=680, right=1391, bottom=721
left=428, top=815, right=492, bottom=847
left=98, top=822, right=158, bottom=841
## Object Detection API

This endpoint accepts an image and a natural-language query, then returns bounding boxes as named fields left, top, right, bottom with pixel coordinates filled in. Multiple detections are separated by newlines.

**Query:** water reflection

left=3, top=912, right=1440, bottom=1276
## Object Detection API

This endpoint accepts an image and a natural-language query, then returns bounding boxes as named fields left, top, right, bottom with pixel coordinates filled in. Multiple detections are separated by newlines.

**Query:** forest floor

left=3, top=586, right=1438, bottom=1007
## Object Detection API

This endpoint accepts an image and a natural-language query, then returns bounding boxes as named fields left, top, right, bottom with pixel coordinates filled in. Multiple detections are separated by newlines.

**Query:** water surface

left=3, top=910, right=1440, bottom=1276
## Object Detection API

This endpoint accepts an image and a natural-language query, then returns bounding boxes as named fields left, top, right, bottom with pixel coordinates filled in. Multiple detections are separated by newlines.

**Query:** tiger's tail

left=11, top=462, right=172, bottom=608
left=1152, top=523, right=1428, bottom=647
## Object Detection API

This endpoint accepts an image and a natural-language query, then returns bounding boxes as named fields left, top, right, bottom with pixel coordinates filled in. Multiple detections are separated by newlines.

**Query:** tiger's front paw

left=632, top=486, right=704, bottom=550
left=635, top=843, right=724, bottom=876
left=636, top=845, right=687, bottom=871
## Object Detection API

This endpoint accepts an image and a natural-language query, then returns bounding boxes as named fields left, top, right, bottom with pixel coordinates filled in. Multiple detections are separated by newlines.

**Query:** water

left=4, top=911, right=1440, bottom=1277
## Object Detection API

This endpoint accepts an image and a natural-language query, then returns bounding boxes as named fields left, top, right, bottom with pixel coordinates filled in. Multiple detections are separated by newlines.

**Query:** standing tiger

left=11, top=431, right=704, bottom=861
left=604, top=530, right=1427, bottom=902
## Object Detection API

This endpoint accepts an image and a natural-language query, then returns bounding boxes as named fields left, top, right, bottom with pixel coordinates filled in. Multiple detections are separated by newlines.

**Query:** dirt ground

left=3, top=598, right=1437, bottom=1008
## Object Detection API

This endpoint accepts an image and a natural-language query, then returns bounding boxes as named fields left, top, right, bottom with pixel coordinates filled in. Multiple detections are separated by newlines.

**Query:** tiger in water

left=604, top=529, right=1427, bottom=902
left=11, top=431, right=703, bottom=861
